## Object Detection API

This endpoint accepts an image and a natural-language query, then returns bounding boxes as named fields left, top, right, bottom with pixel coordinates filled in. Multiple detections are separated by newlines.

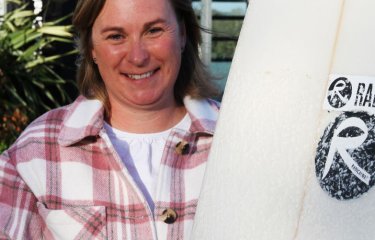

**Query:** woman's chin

left=126, top=93, right=173, bottom=109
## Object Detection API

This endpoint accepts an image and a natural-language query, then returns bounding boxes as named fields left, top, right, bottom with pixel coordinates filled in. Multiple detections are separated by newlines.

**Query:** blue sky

left=215, top=2, right=247, bottom=13
left=193, top=2, right=247, bottom=15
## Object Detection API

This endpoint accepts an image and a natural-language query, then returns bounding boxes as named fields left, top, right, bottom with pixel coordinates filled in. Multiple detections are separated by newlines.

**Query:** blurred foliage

left=193, top=5, right=245, bottom=60
left=0, top=0, right=76, bottom=152
left=212, top=38, right=238, bottom=60
left=212, top=8, right=244, bottom=61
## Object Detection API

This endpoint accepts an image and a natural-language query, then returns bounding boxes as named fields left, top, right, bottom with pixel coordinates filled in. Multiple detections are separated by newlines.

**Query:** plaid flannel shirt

left=0, top=95, right=219, bottom=240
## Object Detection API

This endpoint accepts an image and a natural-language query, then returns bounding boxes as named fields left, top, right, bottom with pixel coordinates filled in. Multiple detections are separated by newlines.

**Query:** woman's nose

left=126, top=40, right=150, bottom=66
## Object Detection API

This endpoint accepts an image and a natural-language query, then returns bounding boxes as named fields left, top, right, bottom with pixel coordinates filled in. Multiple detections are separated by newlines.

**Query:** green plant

left=0, top=0, right=76, bottom=152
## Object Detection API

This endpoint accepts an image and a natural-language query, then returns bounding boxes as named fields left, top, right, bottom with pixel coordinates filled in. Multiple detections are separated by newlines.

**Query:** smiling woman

left=0, top=0, right=220, bottom=239
left=90, top=0, right=186, bottom=132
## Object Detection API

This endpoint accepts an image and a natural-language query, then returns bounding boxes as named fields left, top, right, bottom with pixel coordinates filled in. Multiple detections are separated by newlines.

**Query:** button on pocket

left=175, top=141, right=190, bottom=155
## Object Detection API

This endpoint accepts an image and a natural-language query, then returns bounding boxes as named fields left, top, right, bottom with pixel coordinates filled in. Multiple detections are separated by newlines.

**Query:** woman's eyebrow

left=100, top=26, right=124, bottom=34
left=99, top=18, right=167, bottom=34
left=143, top=18, right=167, bottom=29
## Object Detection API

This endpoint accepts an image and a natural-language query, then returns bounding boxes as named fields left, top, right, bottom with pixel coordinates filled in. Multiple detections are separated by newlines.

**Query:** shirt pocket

left=37, top=202, right=107, bottom=240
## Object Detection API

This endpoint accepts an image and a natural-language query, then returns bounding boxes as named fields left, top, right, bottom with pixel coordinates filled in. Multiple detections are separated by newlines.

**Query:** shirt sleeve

left=0, top=150, right=41, bottom=239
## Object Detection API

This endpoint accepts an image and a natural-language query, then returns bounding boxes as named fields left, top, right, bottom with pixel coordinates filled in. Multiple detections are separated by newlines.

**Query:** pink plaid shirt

left=0, top=95, right=219, bottom=240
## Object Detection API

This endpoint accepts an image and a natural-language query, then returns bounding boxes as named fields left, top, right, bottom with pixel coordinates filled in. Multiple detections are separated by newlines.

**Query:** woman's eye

left=107, top=34, right=123, bottom=40
left=148, top=27, right=162, bottom=35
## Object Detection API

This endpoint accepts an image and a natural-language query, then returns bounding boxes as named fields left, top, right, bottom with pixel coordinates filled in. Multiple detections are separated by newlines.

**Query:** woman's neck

left=106, top=101, right=186, bottom=134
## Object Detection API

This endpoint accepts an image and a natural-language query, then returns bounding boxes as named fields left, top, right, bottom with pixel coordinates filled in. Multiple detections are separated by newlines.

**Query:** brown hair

left=72, top=0, right=218, bottom=109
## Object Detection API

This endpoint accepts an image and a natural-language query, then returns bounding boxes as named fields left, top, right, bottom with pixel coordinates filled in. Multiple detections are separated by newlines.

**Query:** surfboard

left=192, top=0, right=375, bottom=239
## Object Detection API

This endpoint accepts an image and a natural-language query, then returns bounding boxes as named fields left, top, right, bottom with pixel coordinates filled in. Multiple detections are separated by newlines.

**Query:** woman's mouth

left=126, top=69, right=158, bottom=80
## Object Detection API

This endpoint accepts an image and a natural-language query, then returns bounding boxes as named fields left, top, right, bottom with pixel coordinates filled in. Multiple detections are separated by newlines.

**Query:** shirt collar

left=58, top=96, right=104, bottom=146
left=183, top=95, right=219, bottom=135
left=58, top=95, right=219, bottom=146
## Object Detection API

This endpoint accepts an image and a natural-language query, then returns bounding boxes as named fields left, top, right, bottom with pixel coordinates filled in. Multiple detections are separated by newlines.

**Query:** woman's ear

left=92, top=48, right=97, bottom=60
left=91, top=48, right=98, bottom=64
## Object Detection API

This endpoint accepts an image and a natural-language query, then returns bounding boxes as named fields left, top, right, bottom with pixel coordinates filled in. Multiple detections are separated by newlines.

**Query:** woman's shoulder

left=1, top=102, right=73, bottom=165
left=20, top=96, right=101, bottom=137
left=7, top=98, right=83, bottom=152
left=23, top=102, right=74, bottom=135
left=9, top=96, right=104, bottom=150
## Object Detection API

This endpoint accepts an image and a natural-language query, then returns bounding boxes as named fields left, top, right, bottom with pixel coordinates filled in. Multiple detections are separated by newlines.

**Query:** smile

left=126, top=70, right=156, bottom=80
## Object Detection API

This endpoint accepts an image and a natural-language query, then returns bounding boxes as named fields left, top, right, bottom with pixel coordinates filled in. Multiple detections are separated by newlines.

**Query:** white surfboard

left=192, top=0, right=375, bottom=239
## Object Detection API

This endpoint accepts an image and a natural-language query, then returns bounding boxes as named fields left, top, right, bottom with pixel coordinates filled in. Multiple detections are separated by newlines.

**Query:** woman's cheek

left=153, top=36, right=180, bottom=54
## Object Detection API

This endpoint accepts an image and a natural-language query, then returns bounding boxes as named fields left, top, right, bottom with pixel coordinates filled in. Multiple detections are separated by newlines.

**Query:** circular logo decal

left=327, top=77, right=352, bottom=108
left=315, top=111, right=375, bottom=200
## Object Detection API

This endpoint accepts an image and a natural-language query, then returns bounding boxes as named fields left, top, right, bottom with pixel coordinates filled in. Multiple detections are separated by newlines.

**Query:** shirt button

left=175, top=141, right=190, bottom=155
left=161, top=208, right=178, bottom=224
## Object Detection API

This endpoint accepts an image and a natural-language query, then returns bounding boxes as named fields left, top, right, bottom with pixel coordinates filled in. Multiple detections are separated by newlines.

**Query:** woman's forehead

left=95, top=0, right=176, bottom=25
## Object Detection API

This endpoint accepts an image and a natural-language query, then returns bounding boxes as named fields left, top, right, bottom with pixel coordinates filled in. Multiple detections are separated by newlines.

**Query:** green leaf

left=56, top=84, right=68, bottom=103
left=43, top=14, right=73, bottom=26
left=47, top=36, right=74, bottom=44
left=11, top=30, right=42, bottom=49
left=0, top=30, right=7, bottom=40
left=38, top=26, right=73, bottom=37
left=8, top=10, right=34, bottom=21
left=17, top=40, right=47, bottom=61
left=4, top=84, right=27, bottom=107
left=43, top=65, right=67, bottom=83
left=6, top=0, right=22, bottom=5
left=44, top=90, right=58, bottom=105
left=4, top=20, right=16, bottom=32
left=31, top=79, right=46, bottom=89
left=25, top=49, right=77, bottom=68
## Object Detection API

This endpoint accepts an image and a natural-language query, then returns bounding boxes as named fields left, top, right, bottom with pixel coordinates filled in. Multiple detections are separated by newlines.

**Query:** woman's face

left=91, top=0, right=185, bottom=111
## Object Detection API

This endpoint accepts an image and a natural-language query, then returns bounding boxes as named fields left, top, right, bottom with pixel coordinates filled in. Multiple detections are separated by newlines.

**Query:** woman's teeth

left=127, top=70, right=154, bottom=80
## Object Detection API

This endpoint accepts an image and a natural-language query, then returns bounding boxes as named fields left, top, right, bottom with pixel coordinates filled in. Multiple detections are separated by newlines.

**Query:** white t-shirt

left=104, top=114, right=191, bottom=211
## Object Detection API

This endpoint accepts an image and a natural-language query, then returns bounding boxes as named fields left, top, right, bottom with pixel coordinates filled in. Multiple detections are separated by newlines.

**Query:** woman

left=0, top=0, right=219, bottom=239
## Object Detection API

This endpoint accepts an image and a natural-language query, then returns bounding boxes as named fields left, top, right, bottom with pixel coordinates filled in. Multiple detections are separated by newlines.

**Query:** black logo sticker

left=315, top=111, right=375, bottom=200
left=327, top=77, right=352, bottom=109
